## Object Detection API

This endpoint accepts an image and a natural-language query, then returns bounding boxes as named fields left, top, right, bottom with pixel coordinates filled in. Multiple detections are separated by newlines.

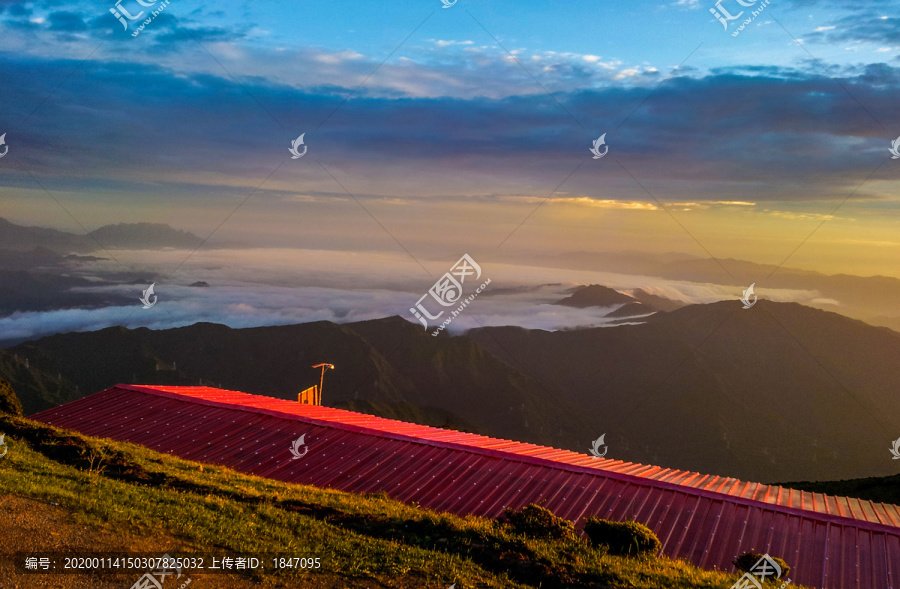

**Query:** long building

left=32, top=384, right=900, bottom=589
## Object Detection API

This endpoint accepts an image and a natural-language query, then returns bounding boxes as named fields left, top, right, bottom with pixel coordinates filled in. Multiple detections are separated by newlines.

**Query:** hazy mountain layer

left=470, top=300, right=900, bottom=483
left=0, top=217, right=202, bottom=253
left=4, top=300, right=899, bottom=483
left=2, top=319, right=588, bottom=451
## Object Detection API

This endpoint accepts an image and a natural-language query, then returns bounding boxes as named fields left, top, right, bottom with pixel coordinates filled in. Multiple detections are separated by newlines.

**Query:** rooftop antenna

left=311, top=363, right=334, bottom=405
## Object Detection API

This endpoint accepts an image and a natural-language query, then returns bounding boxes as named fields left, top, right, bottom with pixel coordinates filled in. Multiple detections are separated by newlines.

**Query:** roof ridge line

left=117, top=385, right=900, bottom=533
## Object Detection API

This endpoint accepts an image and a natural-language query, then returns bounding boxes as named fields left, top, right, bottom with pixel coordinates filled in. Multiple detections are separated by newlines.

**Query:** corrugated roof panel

left=785, top=487, right=799, bottom=511
left=654, top=490, right=684, bottom=554
left=714, top=477, right=740, bottom=497
left=846, top=497, right=865, bottom=523
left=706, top=500, right=740, bottom=570
left=670, top=493, right=704, bottom=558
left=799, top=519, right=825, bottom=587
left=464, top=460, right=512, bottom=516
left=628, top=480, right=656, bottom=522
left=883, top=533, right=899, bottom=589
left=851, top=530, right=867, bottom=589
left=878, top=502, right=900, bottom=528
left=825, top=524, right=848, bottom=589
left=816, top=522, right=833, bottom=587
left=768, top=510, right=790, bottom=566
left=784, top=514, right=805, bottom=582
left=29, top=384, right=900, bottom=589
left=685, top=497, right=717, bottom=563
left=874, top=531, right=890, bottom=589
left=489, top=463, right=545, bottom=514
left=847, top=527, right=863, bottom=589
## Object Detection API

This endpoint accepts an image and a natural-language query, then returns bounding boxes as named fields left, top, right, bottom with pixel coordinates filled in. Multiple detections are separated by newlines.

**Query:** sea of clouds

left=0, top=248, right=823, bottom=343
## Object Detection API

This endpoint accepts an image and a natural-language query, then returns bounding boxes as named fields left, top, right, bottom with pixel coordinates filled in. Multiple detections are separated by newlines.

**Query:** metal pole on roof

left=312, top=363, right=334, bottom=405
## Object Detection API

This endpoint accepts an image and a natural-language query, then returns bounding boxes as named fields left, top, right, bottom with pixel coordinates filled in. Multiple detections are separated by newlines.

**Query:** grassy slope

left=0, top=376, right=22, bottom=415
left=0, top=414, right=774, bottom=589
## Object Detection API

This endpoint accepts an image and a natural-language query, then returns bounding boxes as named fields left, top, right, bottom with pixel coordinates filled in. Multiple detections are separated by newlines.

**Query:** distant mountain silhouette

left=0, top=218, right=92, bottom=253
left=4, top=300, right=899, bottom=483
left=629, top=289, right=686, bottom=312
left=527, top=250, right=900, bottom=332
left=88, top=223, right=203, bottom=250
left=0, top=217, right=203, bottom=254
left=0, top=269, right=132, bottom=317
left=0, top=246, right=64, bottom=270
left=604, top=302, right=654, bottom=318
left=554, top=285, right=638, bottom=308
left=554, top=285, right=684, bottom=318
left=0, top=219, right=204, bottom=324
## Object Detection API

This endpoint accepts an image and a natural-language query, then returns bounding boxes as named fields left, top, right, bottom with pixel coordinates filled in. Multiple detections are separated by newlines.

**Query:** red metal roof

left=32, top=384, right=900, bottom=589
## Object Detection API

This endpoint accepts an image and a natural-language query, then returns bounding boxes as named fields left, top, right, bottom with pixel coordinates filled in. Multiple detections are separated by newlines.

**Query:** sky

left=0, top=0, right=899, bottom=307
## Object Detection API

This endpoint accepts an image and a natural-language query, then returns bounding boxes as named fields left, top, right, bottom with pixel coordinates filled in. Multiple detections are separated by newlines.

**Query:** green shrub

left=733, top=552, right=791, bottom=580
left=0, top=377, right=23, bottom=416
left=501, top=504, right=575, bottom=540
left=582, top=517, right=661, bottom=556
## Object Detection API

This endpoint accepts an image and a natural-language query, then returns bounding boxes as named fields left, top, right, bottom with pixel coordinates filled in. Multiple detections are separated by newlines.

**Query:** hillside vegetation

left=0, top=377, right=21, bottom=416
left=0, top=413, right=773, bottom=589
left=779, top=474, right=900, bottom=508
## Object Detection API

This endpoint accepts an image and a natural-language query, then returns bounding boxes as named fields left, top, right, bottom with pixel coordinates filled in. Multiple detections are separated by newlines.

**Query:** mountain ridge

left=3, top=300, right=898, bottom=483
left=0, top=217, right=203, bottom=253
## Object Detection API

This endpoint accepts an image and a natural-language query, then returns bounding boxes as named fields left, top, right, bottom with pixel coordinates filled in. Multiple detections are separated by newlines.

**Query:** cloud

left=0, top=246, right=833, bottom=342
left=805, top=12, right=900, bottom=45
left=1, top=49, right=897, bottom=212
left=46, top=11, right=87, bottom=31
left=2, top=0, right=900, bottom=234
left=497, top=197, right=660, bottom=210
left=0, top=9, right=670, bottom=100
